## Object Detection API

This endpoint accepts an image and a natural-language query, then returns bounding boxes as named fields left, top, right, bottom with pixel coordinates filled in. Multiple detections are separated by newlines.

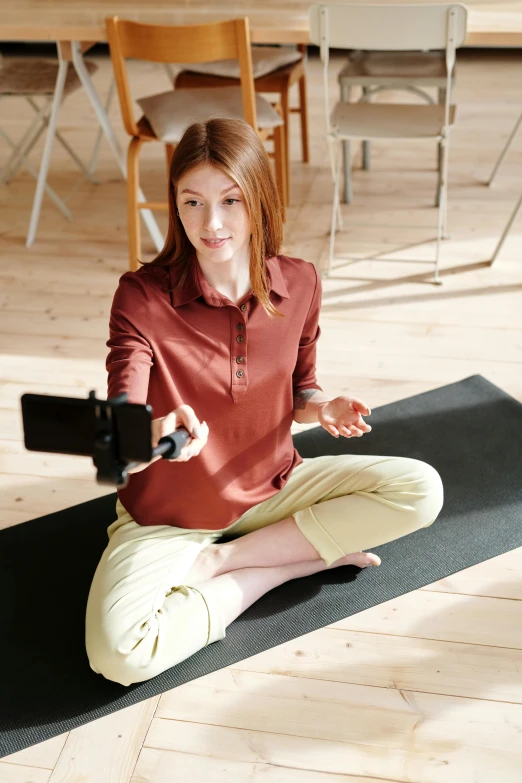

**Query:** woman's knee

left=87, top=623, right=190, bottom=687
left=86, top=584, right=218, bottom=686
left=86, top=621, right=160, bottom=686
left=398, top=457, right=444, bottom=531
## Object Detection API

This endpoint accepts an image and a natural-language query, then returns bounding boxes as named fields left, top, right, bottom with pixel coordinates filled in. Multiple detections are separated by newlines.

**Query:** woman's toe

left=356, top=551, right=381, bottom=567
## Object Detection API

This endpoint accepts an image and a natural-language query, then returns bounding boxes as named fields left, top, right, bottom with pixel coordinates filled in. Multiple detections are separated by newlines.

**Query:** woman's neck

left=196, top=252, right=252, bottom=305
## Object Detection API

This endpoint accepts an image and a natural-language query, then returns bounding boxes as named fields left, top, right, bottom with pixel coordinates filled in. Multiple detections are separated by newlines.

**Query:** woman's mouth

left=201, top=238, right=229, bottom=249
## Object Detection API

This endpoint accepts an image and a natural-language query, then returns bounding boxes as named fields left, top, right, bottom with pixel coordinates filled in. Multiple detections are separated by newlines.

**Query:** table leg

left=26, top=57, right=69, bottom=247
left=70, top=41, right=164, bottom=253
left=88, top=77, right=116, bottom=177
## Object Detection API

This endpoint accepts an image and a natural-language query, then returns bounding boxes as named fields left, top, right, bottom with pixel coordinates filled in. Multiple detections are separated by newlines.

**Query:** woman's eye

left=224, top=198, right=240, bottom=206
left=184, top=200, right=200, bottom=207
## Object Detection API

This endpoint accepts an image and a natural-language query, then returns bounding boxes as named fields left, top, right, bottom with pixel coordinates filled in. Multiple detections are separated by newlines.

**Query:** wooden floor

left=1, top=47, right=522, bottom=782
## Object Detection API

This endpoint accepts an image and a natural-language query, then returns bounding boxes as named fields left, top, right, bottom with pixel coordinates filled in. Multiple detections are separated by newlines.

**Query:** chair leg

left=489, top=192, right=522, bottom=265
left=127, top=137, right=143, bottom=272
left=1, top=100, right=50, bottom=184
left=340, top=84, right=353, bottom=204
left=327, top=141, right=342, bottom=277
left=0, top=127, right=72, bottom=219
left=26, top=59, right=69, bottom=247
left=273, top=123, right=287, bottom=222
left=280, top=87, right=291, bottom=204
left=435, top=88, right=446, bottom=207
left=2, top=121, right=46, bottom=184
left=488, top=108, right=522, bottom=188
left=342, top=140, right=353, bottom=205
left=433, top=135, right=450, bottom=285
left=297, top=72, right=310, bottom=163
left=361, top=87, right=371, bottom=171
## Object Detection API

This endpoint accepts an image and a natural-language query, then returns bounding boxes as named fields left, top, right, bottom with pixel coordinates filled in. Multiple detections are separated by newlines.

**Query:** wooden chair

left=105, top=16, right=286, bottom=271
left=173, top=44, right=310, bottom=204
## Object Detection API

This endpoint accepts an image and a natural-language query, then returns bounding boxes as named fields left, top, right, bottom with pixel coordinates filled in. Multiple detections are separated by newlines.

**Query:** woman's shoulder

left=115, top=264, right=171, bottom=297
left=274, top=254, right=319, bottom=286
left=276, top=253, right=316, bottom=270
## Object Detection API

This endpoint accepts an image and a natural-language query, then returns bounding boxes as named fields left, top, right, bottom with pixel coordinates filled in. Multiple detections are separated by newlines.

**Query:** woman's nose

left=204, top=208, right=223, bottom=231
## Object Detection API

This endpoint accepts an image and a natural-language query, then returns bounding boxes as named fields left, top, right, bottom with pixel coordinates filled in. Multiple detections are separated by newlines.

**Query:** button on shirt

left=106, top=254, right=323, bottom=530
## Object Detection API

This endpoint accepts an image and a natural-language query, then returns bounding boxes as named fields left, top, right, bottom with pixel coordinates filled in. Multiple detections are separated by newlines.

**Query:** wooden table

left=1, top=0, right=522, bottom=47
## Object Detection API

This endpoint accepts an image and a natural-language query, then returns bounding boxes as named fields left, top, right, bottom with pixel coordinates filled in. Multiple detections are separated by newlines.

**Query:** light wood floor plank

left=334, top=590, right=522, bottom=648
left=46, top=699, right=159, bottom=783
left=133, top=743, right=401, bottom=783
left=138, top=718, right=521, bottom=783
left=231, top=624, right=522, bottom=704
left=2, top=735, right=68, bottom=773
left=420, top=547, right=522, bottom=599
left=152, top=669, right=522, bottom=779
left=0, top=762, right=51, bottom=783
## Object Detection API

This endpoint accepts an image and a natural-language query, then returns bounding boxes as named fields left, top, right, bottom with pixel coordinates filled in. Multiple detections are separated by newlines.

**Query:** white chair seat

left=177, top=46, right=303, bottom=81
left=0, top=58, right=98, bottom=98
left=137, top=86, right=283, bottom=143
left=338, top=50, right=451, bottom=87
left=330, top=101, right=456, bottom=140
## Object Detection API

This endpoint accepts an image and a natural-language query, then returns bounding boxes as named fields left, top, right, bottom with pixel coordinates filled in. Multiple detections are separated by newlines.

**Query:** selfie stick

left=92, top=392, right=191, bottom=486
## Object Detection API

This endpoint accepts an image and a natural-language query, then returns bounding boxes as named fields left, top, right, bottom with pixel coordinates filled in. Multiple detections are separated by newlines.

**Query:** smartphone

left=21, top=393, right=154, bottom=464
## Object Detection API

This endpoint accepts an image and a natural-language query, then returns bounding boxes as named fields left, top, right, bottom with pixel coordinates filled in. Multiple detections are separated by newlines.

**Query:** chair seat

left=175, top=59, right=304, bottom=92
left=177, top=45, right=303, bottom=81
left=137, top=86, right=283, bottom=143
left=339, top=50, right=453, bottom=88
left=0, top=58, right=98, bottom=98
left=330, top=102, right=456, bottom=140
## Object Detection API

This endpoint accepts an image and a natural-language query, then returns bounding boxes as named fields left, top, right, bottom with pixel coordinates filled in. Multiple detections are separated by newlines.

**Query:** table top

left=0, top=0, right=521, bottom=46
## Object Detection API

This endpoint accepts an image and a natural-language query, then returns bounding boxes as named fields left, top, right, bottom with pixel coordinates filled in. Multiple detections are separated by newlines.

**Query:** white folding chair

left=0, top=52, right=114, bottom=246
left=338, top=49, right=456, bottom=204
left=309, top=2, right=468, bottom=284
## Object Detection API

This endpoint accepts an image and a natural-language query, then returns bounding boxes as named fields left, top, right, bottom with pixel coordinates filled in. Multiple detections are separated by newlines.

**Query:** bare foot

left=328, top=551, right=381, bottom=569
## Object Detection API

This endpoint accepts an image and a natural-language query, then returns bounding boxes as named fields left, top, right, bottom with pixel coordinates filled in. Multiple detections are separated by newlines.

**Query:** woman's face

left=176, top=163, right=251, bottom=269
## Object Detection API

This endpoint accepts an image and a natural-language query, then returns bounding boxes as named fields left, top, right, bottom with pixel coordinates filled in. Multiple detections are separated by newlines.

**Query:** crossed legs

left=184, top=516, right=381, bottom=629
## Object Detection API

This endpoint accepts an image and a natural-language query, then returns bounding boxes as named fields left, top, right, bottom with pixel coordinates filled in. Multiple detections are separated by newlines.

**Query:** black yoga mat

left=1, top=374, right=522, bottom=758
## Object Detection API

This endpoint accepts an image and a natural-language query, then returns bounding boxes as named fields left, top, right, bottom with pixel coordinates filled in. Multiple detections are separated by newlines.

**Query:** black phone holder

left=21, top=390, right=191, bottom=488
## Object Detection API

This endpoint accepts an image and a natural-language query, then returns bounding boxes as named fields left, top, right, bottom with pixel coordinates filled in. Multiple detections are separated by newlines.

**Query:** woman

left=86, top=118, right=443, bottom=686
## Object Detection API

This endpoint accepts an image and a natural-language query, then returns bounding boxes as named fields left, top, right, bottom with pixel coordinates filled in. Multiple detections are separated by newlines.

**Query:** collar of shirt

left=168, top=254, right=290, bottom=308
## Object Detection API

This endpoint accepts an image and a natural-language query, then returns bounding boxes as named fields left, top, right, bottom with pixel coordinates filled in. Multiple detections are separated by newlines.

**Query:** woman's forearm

left=293, top=388, right=331, bottom=424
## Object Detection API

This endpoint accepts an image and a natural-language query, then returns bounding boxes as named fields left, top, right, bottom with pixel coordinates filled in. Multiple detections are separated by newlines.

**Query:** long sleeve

left=292, top=263, right=323, bottom=396
left=106, top=273, right=153, bottom=405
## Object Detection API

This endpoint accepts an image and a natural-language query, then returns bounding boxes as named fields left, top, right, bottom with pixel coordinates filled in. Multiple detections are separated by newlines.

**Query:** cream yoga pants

left=86, top=454, right=443, bottom=686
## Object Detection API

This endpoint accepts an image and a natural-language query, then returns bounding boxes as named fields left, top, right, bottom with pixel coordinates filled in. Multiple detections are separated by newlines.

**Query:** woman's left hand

left=318, top=395, right=372, bottom=438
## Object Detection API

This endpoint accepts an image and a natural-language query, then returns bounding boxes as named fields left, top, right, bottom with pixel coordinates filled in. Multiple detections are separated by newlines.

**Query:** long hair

left=145, top=118, right=284, bottom=318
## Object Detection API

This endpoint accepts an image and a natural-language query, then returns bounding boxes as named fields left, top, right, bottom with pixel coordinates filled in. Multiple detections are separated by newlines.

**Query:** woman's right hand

left=127, top=404, right=209, bottom=474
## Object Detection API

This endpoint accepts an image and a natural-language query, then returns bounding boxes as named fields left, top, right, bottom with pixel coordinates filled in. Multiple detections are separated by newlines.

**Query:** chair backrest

left=105, top=17, right=257, bottom=138
left=309, top=3, right=468, bottom=52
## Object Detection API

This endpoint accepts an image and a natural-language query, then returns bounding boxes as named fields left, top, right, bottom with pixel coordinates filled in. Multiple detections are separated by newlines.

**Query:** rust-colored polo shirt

left=106, top=254, right=323, bottom=530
